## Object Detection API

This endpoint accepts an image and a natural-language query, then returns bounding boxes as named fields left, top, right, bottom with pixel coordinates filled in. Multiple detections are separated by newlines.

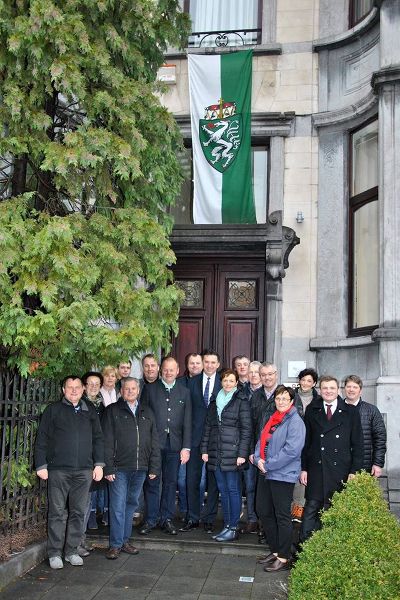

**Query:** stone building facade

left=159, top=0, right=400, bottom=513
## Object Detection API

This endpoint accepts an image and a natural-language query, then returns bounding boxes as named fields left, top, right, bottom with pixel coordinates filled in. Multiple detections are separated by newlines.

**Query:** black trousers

left=260, top=479, right=295, bottom=559
left=47, top=469, right=92, bottom=557
left=300, top=497, right=331, bottom=543
left=186, top=447, right=218, bottom=523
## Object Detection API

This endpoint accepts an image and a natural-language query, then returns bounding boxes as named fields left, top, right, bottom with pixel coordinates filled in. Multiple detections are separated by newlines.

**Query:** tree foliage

left=0, top=0, right=189, bottom=376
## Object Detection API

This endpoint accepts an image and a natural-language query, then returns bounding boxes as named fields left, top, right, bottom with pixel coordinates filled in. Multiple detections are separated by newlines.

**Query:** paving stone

left=201, top=579, right=253, bottom=598
left=152, top=574, right=204, bottom=592
left=0, top=577, right=54, bottom=600
left=40, top=583, right=103, bottom=600
left=106, top=571, right=158, bottom=590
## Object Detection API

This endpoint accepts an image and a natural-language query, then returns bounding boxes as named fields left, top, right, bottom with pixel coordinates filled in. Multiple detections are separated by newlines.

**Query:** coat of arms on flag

left=199, top=99, right=242, bottom=173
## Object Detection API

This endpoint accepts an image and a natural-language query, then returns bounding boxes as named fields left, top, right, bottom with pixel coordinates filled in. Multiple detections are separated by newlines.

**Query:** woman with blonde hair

left=100, top=366, right=118, bottom=407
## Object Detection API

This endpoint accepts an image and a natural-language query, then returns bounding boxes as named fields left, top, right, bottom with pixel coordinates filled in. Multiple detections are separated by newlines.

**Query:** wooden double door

left=172, top=257, right=266, bottom=370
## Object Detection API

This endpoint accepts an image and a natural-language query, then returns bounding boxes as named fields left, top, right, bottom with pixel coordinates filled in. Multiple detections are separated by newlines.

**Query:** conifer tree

left=0, top=0, right=189, bottom=376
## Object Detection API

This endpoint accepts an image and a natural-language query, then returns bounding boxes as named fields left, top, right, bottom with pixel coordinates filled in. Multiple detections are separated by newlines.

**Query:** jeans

left=47, top=469, right=92, bottom=558
left=242, top=463, right=258, bottom=522
left=144, top=436, right=180, bottom=525
left=108, top=470, right=147, bottom=548
left=262, top=479, right=295, bottom=559
left=214, top=468, right=241, bottom=528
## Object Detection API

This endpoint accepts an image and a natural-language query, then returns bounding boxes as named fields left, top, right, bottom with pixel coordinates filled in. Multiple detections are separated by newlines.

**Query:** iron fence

left=0, top=371, right=59, bottom=536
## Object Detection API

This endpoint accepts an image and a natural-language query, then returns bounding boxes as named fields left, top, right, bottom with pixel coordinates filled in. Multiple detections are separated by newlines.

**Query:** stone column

left=371, top=0, right=400, bottom=514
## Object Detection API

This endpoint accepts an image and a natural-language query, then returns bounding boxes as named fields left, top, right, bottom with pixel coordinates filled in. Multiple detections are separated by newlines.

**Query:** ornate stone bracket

left=265, top=211, right=300, bottom=280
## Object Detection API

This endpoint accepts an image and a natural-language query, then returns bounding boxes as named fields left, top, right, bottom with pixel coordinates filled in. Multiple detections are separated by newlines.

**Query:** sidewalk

left=0, top=545, right=289, bottom=600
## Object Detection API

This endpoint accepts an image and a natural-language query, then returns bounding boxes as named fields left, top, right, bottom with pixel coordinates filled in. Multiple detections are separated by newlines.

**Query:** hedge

left=288, top=471, right=400, bottom=600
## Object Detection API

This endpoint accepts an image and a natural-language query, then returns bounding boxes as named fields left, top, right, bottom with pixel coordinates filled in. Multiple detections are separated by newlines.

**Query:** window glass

left=350, top=0, right=374, bottom=26
left=351, top=120, right=378, bottom=196
left=188, top=0, right=259, bottom=47
left=352, top=200, right=379, bottom=328
left=252, top=147, right=268, bottom=224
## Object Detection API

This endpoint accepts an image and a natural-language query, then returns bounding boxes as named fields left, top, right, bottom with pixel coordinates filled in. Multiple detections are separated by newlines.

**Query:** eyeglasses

left=261, top=371, right=277, bottom=377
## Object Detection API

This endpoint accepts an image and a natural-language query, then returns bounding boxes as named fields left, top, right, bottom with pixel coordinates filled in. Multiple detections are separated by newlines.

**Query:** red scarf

left=260, top=406, right=293, bottom=460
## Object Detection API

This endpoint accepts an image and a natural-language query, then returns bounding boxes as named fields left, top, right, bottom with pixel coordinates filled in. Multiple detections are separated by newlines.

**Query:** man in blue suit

left=180, top=349, right=222, bottom=532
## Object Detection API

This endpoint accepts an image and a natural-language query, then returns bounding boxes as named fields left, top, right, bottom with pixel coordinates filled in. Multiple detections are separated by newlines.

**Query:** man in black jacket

left=102, top=377, right=160, bottom=559
left=35, top=375, right=104, bottom=569
left=344, top=375, right=386, bottom=476
left=299, top=375, right=364, bottom=542
left=140, top=357, right=192, bottom=535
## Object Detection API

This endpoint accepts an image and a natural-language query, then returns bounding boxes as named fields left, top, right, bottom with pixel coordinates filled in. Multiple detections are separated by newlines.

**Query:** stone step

left=86, top=523, right=264, bottom=557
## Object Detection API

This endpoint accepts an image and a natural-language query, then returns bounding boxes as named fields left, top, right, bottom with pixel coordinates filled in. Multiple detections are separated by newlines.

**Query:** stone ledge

left=312, top=91, right=377, bottom=128
left=164, top=43, right=282, bottom=60
left=0, top=541, right=46, bottom=591
left=313, top=7, right=379, bottom=51
left=310, top=335, right=374, bottom=350
left=372, top=326, right=400, bottom=341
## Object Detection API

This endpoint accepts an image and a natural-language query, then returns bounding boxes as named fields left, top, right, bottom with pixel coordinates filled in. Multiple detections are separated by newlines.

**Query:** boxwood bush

left=288, top=471, right=400, bottom=600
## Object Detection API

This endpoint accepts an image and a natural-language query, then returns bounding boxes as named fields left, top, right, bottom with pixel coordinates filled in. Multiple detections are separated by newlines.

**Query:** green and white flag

left=188, top=50, right=256, bottom=224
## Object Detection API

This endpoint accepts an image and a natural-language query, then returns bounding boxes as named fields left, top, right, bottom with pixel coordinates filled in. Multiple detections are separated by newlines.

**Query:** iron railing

left=188, top=28, right=261, bottom=48
left=0, top=372, right=59, bottom=537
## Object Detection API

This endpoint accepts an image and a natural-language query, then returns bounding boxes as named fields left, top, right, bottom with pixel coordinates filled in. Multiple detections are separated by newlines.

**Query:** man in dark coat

left=181, top=349, right=222, bottom=532
left=344, top=375, right=386, bottom=476
left=35, top=375, right=104, bottom=569
left=102, top=377, right=160, bottom=559
left=299, top=375, right=364, bottom=542
left=139, top=356, right=191, bottom=535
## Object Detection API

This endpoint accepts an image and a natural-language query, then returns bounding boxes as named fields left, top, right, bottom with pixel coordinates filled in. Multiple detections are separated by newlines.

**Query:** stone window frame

left=172, top=112, right=294, bottom=226
left=348, top=116, right=379, bottom=336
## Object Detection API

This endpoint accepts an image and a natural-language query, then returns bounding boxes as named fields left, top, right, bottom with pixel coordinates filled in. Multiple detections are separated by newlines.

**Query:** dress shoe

left=163, top=519, right=177, bottom=535
left=241, top=521, right=258, bottom=534
left=257, top=552, right=277, bottom=565
left=179, top=519, right=199, bottom=532
left=214, top=526, right=239, bottom=542
left=139, top=522, right=155, bottom=535
left=203, top=522, right=214, bottom=534
left=264, top=558, right=290, bottom=572
left=106, top=547, right=121, bottom=560
left=121, top=542, right=139, bottom=555
left=212, top=526, right=229, bottom=539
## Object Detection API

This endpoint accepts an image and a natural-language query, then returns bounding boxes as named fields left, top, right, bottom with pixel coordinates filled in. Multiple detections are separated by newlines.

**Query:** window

left=171, top=144, right=269, bottom=225
left=349, top=119, right=379, bottom=334
left=184, top=0, right=262, bottom=48
left=349, top=0, right=374, bottom=27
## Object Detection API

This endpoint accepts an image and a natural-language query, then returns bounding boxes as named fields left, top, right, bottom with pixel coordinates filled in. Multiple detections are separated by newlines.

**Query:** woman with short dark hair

left=201, top=369, right=252, bottom=542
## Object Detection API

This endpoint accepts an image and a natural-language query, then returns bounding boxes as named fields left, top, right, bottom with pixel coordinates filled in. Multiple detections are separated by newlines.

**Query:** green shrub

left=288, top=472, right=400, bottom=600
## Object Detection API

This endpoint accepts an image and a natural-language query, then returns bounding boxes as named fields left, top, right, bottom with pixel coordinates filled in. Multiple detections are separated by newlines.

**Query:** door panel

left=224, top=319, right=258, bottom=368
left=172, top=258, right=265, bottom=368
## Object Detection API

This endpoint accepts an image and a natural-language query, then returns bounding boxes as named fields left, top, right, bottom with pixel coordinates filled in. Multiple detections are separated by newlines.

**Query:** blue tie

left=203, top=377, right=210, bottom=407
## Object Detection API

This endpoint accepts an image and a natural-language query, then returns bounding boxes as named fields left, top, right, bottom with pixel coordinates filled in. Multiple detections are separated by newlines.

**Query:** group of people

left=34, top=350, right=387, bottom=573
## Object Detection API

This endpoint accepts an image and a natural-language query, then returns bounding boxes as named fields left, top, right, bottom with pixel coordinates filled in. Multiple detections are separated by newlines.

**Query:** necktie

left=326, top=404, right=332, bottom=421
left=203, top=377, right=210, bottom=407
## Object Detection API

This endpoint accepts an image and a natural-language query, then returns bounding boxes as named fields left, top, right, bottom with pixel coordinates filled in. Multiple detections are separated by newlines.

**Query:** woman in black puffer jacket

left=201, top=369, right=252, bottom=542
